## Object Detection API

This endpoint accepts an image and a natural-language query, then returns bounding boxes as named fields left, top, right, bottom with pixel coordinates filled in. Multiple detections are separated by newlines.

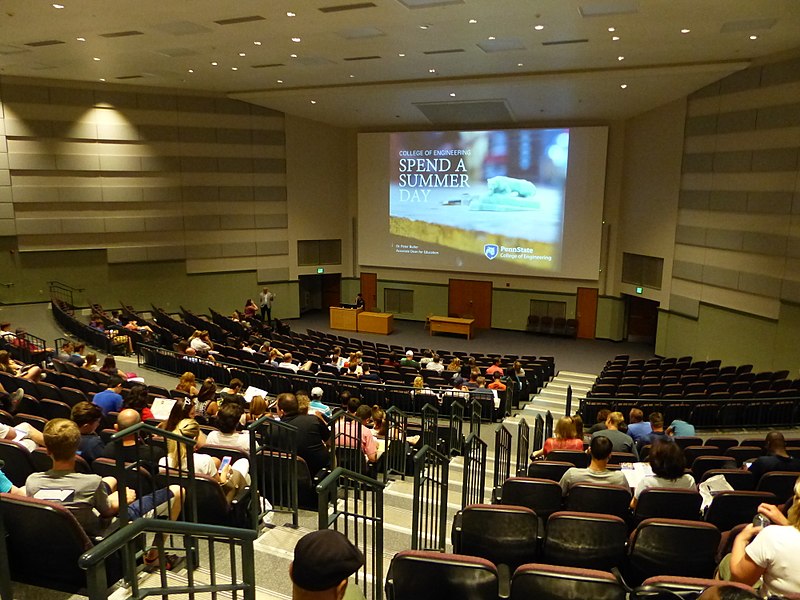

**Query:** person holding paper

left=630, top=440, right=696, bottom=509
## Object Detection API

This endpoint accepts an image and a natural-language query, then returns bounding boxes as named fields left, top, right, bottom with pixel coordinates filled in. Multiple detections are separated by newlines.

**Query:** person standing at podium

left=355, top=293, right=365, bottom=310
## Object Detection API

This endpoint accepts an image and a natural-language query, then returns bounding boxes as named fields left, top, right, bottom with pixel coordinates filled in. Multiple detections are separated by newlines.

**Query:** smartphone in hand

left=219, top=456, right=232, bottom=473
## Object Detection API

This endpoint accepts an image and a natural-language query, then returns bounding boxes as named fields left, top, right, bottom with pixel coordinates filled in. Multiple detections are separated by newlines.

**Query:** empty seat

left=527, top=461, right=573, bottom=483
left=547, top=450, right=589, bottom=468
left=511, top=563, right=627, bottom=600
left=452, top=504, right=539, bottom=571
left=756, top=471, right=800, bottom=504
left=672, top=436, right=703, bottom=450
left=704, top=437, right=739, bottom=453
left=704, top=491, right=777, bottom=532
left=682, top=446, right=716, bottom=466
left=385, top=550, right=499, bottom=600
left=724, top=446, right=762, bottom=467
left=543, top=511, right=627, bottom=571
left=564, top=483, right=631, bottom=521
left=637, top=575, right=758, bottom=597
left=625, top=518, right=721, bottom=586
left=691, top=456, right=736, bottom=481
left=632, top=488, right=703, bottom=525
left=498, top=477, right=563, bottom=522
left=0, top=439, right=37, bottom=486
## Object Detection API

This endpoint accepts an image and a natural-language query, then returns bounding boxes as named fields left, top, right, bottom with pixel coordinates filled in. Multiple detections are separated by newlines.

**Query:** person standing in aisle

left=259, top=287, right=275, bottom=324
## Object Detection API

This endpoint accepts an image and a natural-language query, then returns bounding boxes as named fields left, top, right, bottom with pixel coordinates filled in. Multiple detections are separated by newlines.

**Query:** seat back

left=527, top=461, right=572, bottom=482
left=701, top=469, right=755, bottom=491
left=703, top=437, right=739, bottom=453
left=673, top=437, right=703, bottom=450
left=633, top=488, right=702, bottom=525
left=0, top=439, right=36, bottom=486
left=543, top=511, right=627, bottom=571
left=385, top=550, right=499, bottom=600
left=499, top=477, right=562, bottom=520
left=691, top=456, right=736, bottom=481
left=626, top=518, right=721, bottom=586
left=704, top=491, right=777, bottom=532
left=724, top=446, right=762, bottom=467
left=511, top=563, right=627, bottom=600
left=453, top=504, right=539, bottom=571
left=547, top=450, right=589, bottom=468
left=756, top=471, right=800, bottom=504
left=565, top=483, right=631, bottom=520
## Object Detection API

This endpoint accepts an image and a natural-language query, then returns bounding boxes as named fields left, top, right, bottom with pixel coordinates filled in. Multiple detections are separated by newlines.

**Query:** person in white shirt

left=630, top=439, right=695, bottom=509
left=259, top=287, right=275, bottom=323
left=425, top=354, right=445, bottom=373
left=205, top=403, right=250, bottom=454
left=278, top=352, right=299, bottom=373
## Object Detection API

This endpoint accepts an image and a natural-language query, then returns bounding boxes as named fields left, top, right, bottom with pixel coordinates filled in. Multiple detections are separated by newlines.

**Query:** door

left=448, top=279, right=492, bottom=329
left=626, top=294, right=659, bottom=345
left=321, top=274, right=342, bottom=309
left=576, top=287, right=598, bottom=339
left=360, top=272, right=378, bottom=312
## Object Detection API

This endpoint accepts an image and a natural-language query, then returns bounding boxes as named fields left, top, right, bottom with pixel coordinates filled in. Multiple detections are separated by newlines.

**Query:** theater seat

left=565, top=483, right=631, bottom=521
left=632, top=488, right=702, bottom=525
left=635, top=575, right=758, bottom=598
left=498, top=477, right=563, bottom=522
left=511, top=563, right=627, bottom=600
left=704, top=490, right=776, bottom=532
left=385, top=550, right=499, bottom=600
left=543, top=511, right=627, bottom=571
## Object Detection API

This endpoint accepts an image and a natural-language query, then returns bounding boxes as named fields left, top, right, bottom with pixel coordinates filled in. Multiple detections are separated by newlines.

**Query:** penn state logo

left=484, top=244, right=499, bottom=260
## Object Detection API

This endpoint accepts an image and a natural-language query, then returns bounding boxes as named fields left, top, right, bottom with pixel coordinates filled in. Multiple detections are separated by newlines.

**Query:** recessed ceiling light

left=534, top=25, right=544, bottom=31
left=99, top=78, right=106, bottom=82
left=349, top=74, right=355, bottom=78
left=277, top=79, right=283, bottom=84
left=254, top=41, right=262, bottom=46
left=92, top=57, right=100, bottom=61
left=488, top=36, right=496, bottom=40
left=231, top=67, right=238, bottom=71
left=290, top=53, right=298, bottom=58
left=449, top=93, right=456, bottom=97
left=286, top=11, right=296, bottom=17
left=468, top=19, right=477, bottom=24
left=620, top=83, right=628, bottom=89
left=608, top=27, right=616, bottom=32
left=291, top=37, right=301, bottom=43
left=617, top=56, right=624, bottom=61
left=749, top=34, right=758, bottom=40
left=238, top=52, right=246, bottom=57
left=398, top=53, right=406, bottom=57
left=429, top=68, right=436, bottom=73
left=211, top=61, right=218, bottom=66
left=419, top=25, right=429, bottom=30
left=310, top=100, right=316, bottom=104
left=517, top=63, right=524, bottom=67
left=76, top=37, right=86, bottom=42
left=612, top=35, right=620, bottom=41
left=188, top=69, right=194, bottom=73
left=52, top=3, right=64, bottom=8
left=680, top=28, right=691, bottom=34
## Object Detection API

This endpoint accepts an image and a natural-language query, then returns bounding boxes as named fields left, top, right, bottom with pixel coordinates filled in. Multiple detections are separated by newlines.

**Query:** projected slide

left=389, top=129, right=569, bottom=271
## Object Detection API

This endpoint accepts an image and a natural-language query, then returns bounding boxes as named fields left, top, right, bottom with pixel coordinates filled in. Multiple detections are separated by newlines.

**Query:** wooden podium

left=330, top=306, right=362, bottom=332
left=358, top=311, right=394, bottom=335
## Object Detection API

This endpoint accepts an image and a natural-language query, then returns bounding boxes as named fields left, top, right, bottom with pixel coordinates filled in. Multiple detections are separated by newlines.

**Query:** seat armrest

left=497, top=563, right=511, bottom=599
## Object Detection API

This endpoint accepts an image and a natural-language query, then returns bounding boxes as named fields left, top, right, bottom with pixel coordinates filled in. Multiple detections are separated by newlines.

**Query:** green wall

left=596, top=296, right=625, bottom=341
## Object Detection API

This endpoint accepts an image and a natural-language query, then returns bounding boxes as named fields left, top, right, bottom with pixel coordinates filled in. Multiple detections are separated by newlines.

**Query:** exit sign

left=635, top=286, right=643, bottom=294
left=317, top=267, right=324, bottom=274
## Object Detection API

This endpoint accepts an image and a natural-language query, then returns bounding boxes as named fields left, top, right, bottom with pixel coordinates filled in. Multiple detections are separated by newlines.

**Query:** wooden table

left=330, top=306, right=362, bottom=331
left=358, top=311, right=394, bottom=335
left=429, top=316, right=475, bottom=340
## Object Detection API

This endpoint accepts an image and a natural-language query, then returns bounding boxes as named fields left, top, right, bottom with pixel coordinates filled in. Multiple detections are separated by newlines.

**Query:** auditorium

left=1, top=2, right=800, bottom=599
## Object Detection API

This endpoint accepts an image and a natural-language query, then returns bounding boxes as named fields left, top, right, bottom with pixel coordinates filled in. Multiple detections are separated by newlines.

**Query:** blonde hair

left=250, top=395, right=267, bottom=418
left=413, top=376, right=424, bottom=389
left=788, top=477, right=800, bottom=530
left=607, top=411, right=625, bottom=428
left=167, top=418, right=199, bottom=468
left=554, top=416, right=577, bottom=440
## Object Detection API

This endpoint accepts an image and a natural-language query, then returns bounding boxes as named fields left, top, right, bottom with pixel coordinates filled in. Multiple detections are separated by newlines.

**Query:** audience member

left=206, top=402, right=250, bottom=453
left=176, top=372, right=199, bottom=396
left=627, top=408, right=652, bottom=443
left=425, top=354, right=444, bottom=373
left=289, top=529, right=364, bottom=600
left=102, top=409, right=166, bottom=465
left=592, top=411, right=638, bottom=459
left=277, top=393, right=331, bottom=476
left=309, top=387, right=333, bottom=420
left=533, top=416, right=584, bottom=458
left=219, top=378, right=246, bottom=408
left=587, top=409, right=610, bottom=434
left=360, top=363, right=382, bottom=384
left=485, top=357, right=504, bottom=376
left=559, top=436, right=629, bottom=495
left=194, top=378, right=219, bottom=420
left=399, top=350, right=419, bottom=369
left=92, top=375, right=124, bottom=415
left=123, top=384, right=155, bottom=421
left=667, top=419, right=696, bottom=437
left=488, top=371, right=507, bottom=391
left=630, top=439, right=695, bottom=509
left=637, top=412, right=670, bottom=451
left=335, top=397, right=377, bottom=464
left=71, top=401, right=105, bottom=463
left=100, top=355, right=127, bottom=379
left=748, top=431, right=800, bottom=482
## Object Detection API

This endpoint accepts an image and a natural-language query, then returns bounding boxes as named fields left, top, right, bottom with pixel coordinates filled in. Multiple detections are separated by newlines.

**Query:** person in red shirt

left=487, top=371, right=507, bottom=391
left=485, top=357, right=504, bottom=377
left=532, top=416, right=584, bottom=458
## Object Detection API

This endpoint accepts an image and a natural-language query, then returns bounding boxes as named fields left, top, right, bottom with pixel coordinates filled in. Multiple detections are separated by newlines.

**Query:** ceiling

left=1, top=0, right=799, bottom=128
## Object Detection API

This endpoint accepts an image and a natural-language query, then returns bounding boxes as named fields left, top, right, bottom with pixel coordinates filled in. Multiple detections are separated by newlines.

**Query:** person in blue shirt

left=0, top=467, right=23, bottom=495
left=92, top=375, right=125, bottom=415
left=667, top=419, right=696, bottom=437
left=626, top=408, right=652, bottom=443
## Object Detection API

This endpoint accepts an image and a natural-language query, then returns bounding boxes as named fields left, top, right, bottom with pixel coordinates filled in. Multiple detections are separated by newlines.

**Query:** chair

left=607, top=452, right=637, bottom=465
left=625, top=518, right=721, bottom=586
left=704, top=490, right=777, bottom=532
left=701, top=469, right=756, bottom=491
left=703, top=437, right=739, bottom=454
left=547, top=450, right=589, bottom=468
left=0, top=439, right=37, bottom=486
left=636, top=576, right=758, bottom=598
left=691, top=455, right=736, bottom=481
left=451, top=504, right=539, bottom=571
left=385, top=550, right=499, bottom=600
left=724, top=446, right=762, bottom=467
left=564, top=483, right=631, bottom=521
left=39, top=398, right=73, bottom=420
left=632, top=488, right=702, bottom=525
left=672, top=436, right=703, bottom=450
left=543, top=511, right=627, bottom=571
left=498, top=477, right=563, bottom=522
left=682, top=445, right=716, bottom=466
left=59, top=387, right=88, bottom=407
left=527, top=461, right=573, bottom=482
left=0, top=493, right=122, bottom=593
left=756, top=471, right=800, bottom=504
left=511, top=563, right=627, bottom=600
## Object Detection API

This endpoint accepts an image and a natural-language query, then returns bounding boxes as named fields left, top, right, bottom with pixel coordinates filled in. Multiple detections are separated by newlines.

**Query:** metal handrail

left=383, top=406, right=408, bottom=481
left=516, top=418, right=530, bottom=476
left=533, top=414, right=544, bottom=451
left=448, top=400, right=465, bottom=456
left=461, top=432, right=487, bottom=508
left=493, top=424, right=512, bottom=490
left=420, top=403, right=439, bottom=450
left=411, top=444, right=449, bottom=552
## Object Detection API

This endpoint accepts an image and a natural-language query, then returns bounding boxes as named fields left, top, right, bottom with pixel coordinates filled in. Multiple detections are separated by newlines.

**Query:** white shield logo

left=484, top=244, right=499, bottom=260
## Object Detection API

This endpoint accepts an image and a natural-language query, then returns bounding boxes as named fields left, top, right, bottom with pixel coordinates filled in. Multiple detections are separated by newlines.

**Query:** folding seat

left=14, top=395, right=41, bottom=417
left=753, top=371, right=773, bottom=383
left=37, top=398, right=71, bottom=421
left=625, top=518, right=720, bottom=586
left=511, top=563, right=627, bottom=600
left=632, top=488, right=702, bottom=526
left=0, top=494, right=122, bottom=593
left=701, top=469, right=755, bottom=491
left=750, top=380, right=770, bottom=393
left=547, top=450, right=589, bottom=468
left=664, top=402, right=691, bottom=422
left=0, top=439, right=37, bottom=486
left=607, top=452, right=637, bottom=465
left=672, top=436, right=703, bottom=450
left=35, top=381, right=63, bottom=403
left=705, top=359, right=722, bottom=370
left=772, top=369, right=790, bottom=381
left=498, top=477, right=563, bottom=521
left=770, top=378, right=792, bottom=391
left=451, top=504, right=539, bottom=571
left=717, top=401, right=745, bottom=426
left=59, top=387, right=88, bottom=407
left=724, top=446, right=762, bottom=467
left=616, top=384, right=639, bottom=398
left=703, top=437, right=738, bottom=453
left=543, top=511, right=627, bottom=571
left=756, top=471, right=800, bottom=504
left=682, top=446, right=716, bottom=466
left=688, top=403, right=718, bottom=426
left=735, top=364, right=753, bottom=375
left=768, top=400, right=796, bottom=425
left=527, top=461, right=573, bottom=483
left=635, top=576, right=757, bottom=598
left=564, top=483, right=631, bottom=521
left=704, top=491, right=776, bottom=532
left=385, top=550, right=499, bottom=600
left=691, top=455, right=736, bottom=481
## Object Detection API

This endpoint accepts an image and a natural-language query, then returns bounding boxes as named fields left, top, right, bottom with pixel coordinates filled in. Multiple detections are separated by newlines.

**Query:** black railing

left=421, top=403, right=439, bottom=450
left=411, top=444, right=449, bottom=552
left=448, top=400, right=465, bottom=456
left=79, top=518, right=257, bottom=600
left=1, top=330, right=49, bottom=365
left=469, top=399, right=481, bottom=437
left=516, top=418, right=530, bottom=476
left=48, top=280, right=83, bottom=309
left=317, top=468, right=385, bottom=600
left=533, top=414, right=544, bottom=451
left=565, top=384, right=573, bottom=416
left=383, top=406, right=408, bottom=481
left=493, top=424, right=512, bottom=491
left=545, top=410, right=554, bottom=439
left=461, top=432, right=487, bottom=508
left=248, top=415, right=299, bottom=528
left=52, top=301, right=115, bottom=356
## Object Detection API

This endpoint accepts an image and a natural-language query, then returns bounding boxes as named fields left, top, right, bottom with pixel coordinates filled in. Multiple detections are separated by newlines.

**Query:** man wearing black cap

left=290, top=529, right=365, bottom=599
